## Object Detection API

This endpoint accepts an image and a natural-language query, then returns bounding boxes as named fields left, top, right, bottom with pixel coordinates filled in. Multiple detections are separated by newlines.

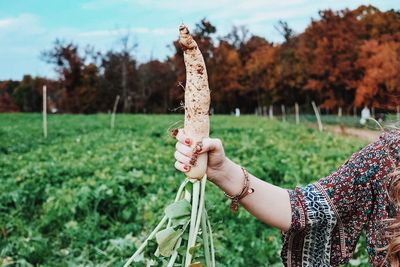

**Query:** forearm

left=212, top=158, right=292, bottom=232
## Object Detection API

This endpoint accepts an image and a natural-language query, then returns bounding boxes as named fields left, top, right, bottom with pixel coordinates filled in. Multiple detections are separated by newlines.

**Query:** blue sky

left=0, top=0, right=397, bottom=80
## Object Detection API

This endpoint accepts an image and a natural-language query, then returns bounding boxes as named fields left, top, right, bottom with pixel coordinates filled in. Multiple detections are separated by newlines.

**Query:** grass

left=0, top=113, right=371, bottom=266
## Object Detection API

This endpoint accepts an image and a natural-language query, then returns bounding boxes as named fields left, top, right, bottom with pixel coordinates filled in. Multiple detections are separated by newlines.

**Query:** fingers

left=174, top=160, right=191, bottom=173
left=174, top=128, right=222, bottom=156
left=174, top=150, right=192, bottom=166
left=173, top=129, right=200, bottom=173
left=172, top=128, right=224, bottom=174
left=175, top=129, right=192, bottom=146
left=175, top=142, right=193, bottom=157
left=174, top=128, right=222, bottom=154
left=175, top=142, right=199, bottom=168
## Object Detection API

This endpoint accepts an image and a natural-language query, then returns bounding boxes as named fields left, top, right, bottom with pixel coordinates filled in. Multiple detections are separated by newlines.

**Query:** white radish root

left=179, top=24, right=210, bottom=180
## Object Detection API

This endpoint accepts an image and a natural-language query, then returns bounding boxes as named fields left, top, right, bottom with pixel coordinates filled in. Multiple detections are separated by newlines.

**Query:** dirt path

left=324, top=125, right=382, bottom=142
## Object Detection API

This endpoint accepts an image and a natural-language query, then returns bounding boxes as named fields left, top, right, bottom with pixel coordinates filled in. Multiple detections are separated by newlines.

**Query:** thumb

left=199, top=137, right=223, bottom=154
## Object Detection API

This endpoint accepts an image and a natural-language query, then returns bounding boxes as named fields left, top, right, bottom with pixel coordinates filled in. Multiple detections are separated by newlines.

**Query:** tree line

left=1, top=5, right=399, bottom=114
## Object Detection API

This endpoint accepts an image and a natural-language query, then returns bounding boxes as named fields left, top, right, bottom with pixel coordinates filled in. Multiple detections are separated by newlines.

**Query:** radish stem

left=124, top=215, right=168, bottom=267
left=167, top=237, right=183, bottom=267
left=192, top=175, right=207, bottom=247
left=185, top=181, right=200, bottom=266
left=206, top=211, right=216, bottom=267
left=201, top=206, right=212, bottom=267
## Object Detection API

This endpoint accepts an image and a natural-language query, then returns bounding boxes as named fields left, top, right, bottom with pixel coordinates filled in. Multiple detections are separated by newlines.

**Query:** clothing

left=281, top=129, right=400, bottom=266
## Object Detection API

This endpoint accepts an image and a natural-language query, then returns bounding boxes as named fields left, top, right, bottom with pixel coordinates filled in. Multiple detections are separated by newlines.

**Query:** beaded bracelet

left=224, top=167, right=255, bottom=212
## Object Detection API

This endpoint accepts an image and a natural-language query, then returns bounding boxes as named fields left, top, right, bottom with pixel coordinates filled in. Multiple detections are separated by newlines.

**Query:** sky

left=0, top=0, right=397, bottom=80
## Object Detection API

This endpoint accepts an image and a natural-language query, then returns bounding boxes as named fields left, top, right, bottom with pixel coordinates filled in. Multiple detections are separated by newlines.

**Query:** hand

left=173, top=129, right=228, bottom=183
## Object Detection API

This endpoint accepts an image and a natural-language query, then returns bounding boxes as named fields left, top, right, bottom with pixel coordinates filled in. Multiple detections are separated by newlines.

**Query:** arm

left=215, top=158, right=292, bottom=231
left=173, top=129, right=292, bottom=232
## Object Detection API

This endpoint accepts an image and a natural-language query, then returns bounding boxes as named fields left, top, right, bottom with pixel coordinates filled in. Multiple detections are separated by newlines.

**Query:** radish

left=124, top=24, right=214, bottom=267
left=179, top=24, right=210, bottom=180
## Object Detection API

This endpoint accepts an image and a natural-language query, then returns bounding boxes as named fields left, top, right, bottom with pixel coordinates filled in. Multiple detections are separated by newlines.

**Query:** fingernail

left=185, top=138, right=191, bottom=145
left=190, top=158, right=197, bottom=166
left=195, top=142, right=202, bottom=153
left=184, top=165, right=191, bottom=171
left=171, top=128, right=178, bottom=138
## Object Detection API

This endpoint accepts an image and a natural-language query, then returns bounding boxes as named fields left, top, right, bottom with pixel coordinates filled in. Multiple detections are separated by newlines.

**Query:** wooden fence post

left=295, top=102, right=299, bottom=125
left=42, top=85, right=47, bottom=138
left=312, top=101, right=323, bottom=132
left=111, top=95, right=120, bottom=129
left=269, top=105, right=273, bottom=119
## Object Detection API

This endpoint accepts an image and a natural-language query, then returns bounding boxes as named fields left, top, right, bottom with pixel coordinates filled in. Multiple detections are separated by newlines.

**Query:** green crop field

left=1, top=114, right=373, bottom=266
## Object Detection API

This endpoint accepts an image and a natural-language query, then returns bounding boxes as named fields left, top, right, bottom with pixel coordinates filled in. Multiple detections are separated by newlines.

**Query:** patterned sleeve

left=280, top=130, right=400, bottom=267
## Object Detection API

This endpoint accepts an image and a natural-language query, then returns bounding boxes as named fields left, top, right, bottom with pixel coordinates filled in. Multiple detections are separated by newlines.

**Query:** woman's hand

left=173, top=129, right=227, bottom=183
left=172, top=129, right=292, bottom=231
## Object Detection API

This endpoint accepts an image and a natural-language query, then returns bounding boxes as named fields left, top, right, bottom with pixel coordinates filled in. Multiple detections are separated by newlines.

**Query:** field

left=0, top=113, right=373, bottom=266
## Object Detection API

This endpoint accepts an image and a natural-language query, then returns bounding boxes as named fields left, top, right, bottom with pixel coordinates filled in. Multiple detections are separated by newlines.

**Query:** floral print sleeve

left=281, top=130, right=400, bottom=267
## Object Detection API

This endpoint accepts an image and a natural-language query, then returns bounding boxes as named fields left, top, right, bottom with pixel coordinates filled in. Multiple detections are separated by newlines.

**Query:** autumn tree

left=42, top=40, right=87, bottom=112
left=137, top=60, right=176, bottom=113
left=101, top=49, right=138, bottom=112
left=297, top=9, right=365, bottom=111
left=355, top=40, right=400, bottom=109
left=11, top=75, right=43, bottom=112
left=242, top=37, right=277, bottom=109
left=208, top=41, right=243, bottom=113
left=272, top=21, right=307, bottom=107
left=353, top=5, right=400, bottom=42
left=0, top=80, right=20, bottom=112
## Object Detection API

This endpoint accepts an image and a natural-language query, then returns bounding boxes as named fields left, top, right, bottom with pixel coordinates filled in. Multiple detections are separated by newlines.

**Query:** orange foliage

left=355, top=40, right=400, bottom=108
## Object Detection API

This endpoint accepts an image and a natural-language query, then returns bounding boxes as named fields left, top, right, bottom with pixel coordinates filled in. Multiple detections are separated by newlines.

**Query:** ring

left=194, top=141, right=203, bottom=153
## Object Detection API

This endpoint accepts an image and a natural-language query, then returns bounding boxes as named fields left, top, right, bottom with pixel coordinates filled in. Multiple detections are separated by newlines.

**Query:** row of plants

left=0, top=114, right=369, bottom=266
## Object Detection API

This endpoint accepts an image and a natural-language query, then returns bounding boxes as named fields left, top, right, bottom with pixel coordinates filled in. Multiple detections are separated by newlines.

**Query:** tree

left=101, top=48, right=139, bottom=112
left=222, top=25, right=250, bottom=49
left=11, top=75, right=42, bottom=112
left=297, top=9, right=365, bottom=110
left=41, top=40, right=85, bottom=112
left=353, top=5, right=400, bottom=41
left=137, top=60, right=176, bottom=113
left=355, top=40, right=400, bottom=109
left=77, top=63, right=101, bottom=113
left=242, top=38, right=277, bottom=109
left=274, top=20, right=295, bottom=43
left=0, top=80, right=20, bottom=112
left=209, top=41, right=243, bottom=113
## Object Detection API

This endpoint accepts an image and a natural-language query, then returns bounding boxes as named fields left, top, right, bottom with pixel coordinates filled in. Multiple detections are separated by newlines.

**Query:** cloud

left=231, top=5, right=317, bottom=25
left=0, top=13, right=45, bottom=36
left=81, top=0, right=230, bottom=11
left=77, top=27, right=175, bottom=38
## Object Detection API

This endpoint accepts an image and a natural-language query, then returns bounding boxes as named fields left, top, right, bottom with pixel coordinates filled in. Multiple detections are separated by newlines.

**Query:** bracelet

left=224, top=167, right=255, bottom=212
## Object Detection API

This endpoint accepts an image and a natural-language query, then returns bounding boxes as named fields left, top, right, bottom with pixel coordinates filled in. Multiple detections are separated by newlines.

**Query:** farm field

left=0, top=113, right=374, bottom=266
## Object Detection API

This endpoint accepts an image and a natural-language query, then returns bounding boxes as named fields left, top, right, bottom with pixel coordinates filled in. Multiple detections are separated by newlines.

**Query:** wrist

left=212, top=159, right=245, bottom=196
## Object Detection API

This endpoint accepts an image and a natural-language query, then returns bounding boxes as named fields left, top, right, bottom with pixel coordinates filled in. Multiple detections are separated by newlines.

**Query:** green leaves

left=155, top=227, right=183, bottom=257
left=165, top=199, right=191, bottom=227
left=153, top=199, right=192, bottom=257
